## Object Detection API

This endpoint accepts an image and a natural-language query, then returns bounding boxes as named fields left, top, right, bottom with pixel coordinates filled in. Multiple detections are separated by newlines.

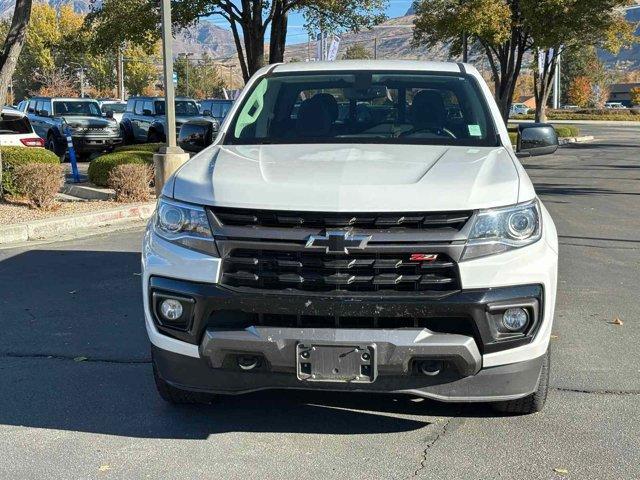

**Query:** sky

left=204, top=1, right=414, bottom=45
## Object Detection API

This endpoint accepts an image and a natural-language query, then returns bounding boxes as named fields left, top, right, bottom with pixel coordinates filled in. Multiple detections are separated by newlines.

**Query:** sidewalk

left=0, top=202, right=154, bottom=246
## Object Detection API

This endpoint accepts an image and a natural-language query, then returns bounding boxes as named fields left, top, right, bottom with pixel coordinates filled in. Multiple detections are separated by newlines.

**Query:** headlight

left=153, top=198, right=218, bottom=255
left=462, top=200, right=542, bottom=260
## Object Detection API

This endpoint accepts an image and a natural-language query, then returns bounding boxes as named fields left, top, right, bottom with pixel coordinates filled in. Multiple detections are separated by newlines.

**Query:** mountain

left=0, top=0, right=237, bottom=58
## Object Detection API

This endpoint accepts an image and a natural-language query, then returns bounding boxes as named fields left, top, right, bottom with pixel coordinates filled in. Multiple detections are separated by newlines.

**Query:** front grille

left=209, top=310, right=476, bottom=336
left=212, top=207, right=472, bottom=231
left=221, top=249, right=460, bottom=294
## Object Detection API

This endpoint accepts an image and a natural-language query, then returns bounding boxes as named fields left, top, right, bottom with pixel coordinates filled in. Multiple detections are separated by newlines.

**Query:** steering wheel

left=400, top=126, right=457, bottom=139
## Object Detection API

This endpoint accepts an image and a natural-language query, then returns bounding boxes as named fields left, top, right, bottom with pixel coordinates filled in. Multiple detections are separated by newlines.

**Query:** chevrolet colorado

left=143, top=60, right=559, bottom=414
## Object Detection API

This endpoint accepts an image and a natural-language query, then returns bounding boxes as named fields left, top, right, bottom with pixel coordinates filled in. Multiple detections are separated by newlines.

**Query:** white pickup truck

left=143, top=60, right=559, bottom=414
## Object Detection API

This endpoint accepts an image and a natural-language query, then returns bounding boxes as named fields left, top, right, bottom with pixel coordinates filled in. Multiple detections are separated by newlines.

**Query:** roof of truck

left=271, top=60, right=467, bottom=74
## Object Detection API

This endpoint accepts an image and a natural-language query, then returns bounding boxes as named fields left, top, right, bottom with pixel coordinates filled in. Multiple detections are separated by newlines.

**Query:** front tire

left=147, top=129, right=164, bottom=143
left=493, top=348, right=550, bottom=415
left=152, top=353, right=216, bottom=405
left=46, top=134, right=65, bottom=160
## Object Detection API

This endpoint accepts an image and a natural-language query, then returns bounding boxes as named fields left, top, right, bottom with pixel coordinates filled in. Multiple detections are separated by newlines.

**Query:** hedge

left=88, top=150, right=154, bottom=187
left=553, top=125, right=580, bottom=138
left=516, top=112, right=640, bottom=121
left=113, top=143, right=163, bottom=154
left=0, top=146, right=61, bottom=197
left=506, top=125, right=579, bottom=145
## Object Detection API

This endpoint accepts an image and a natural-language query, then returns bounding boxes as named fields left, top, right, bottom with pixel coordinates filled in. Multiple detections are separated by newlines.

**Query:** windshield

left=54, top=101, right=102, bottom=117
left=154, top=100, right=199, bottom=116
left=227, top=71, right=498, bottom=146
left=102, top=103, right=126, bottom=114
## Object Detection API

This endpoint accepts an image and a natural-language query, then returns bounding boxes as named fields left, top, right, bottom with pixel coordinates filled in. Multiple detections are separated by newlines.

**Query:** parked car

left=144, top=60, right=560, bottom=414
left=199, top=98, right=234, bottom=123
left=98, top=99, right=127, bottom=123
left=120, top=96, right=216, bottom=144
left=604, top=102, right=626, bottom=109
left=509, top=103, right=530, bottom=116
left=0, top=107, right=45, bottom=147
left=15, top=99, right=29, bottom=113
left=561, top=104, right=579, bottom=110
left=26, top=97, right=122, bottom=159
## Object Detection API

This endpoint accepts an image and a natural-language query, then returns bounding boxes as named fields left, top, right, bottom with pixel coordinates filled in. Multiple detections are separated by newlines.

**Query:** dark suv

left=26, top=97, right=122, bottom=158
left=121, top=96, right=214, bottom=144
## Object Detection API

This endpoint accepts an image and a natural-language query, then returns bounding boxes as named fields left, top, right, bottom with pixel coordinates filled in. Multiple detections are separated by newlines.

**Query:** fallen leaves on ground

left=553, top=467, right=569, bottom=475
left=73, top=356, right=87, bottom=362
left=609, top=317, right=624, bottom=326
left=98, top=465, right=111, bottom=472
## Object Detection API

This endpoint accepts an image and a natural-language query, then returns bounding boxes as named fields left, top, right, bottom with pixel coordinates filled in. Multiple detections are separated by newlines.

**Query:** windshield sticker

left=468, top=124, right=482, bottom=137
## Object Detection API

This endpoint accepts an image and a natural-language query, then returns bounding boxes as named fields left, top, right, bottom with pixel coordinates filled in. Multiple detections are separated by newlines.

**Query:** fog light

left=502, top=308, right=529, bottom=331
left=160, top=299, right=183, bottom=321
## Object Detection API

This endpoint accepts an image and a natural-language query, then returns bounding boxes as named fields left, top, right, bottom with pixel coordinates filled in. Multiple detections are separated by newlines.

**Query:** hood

left=172, top=143, right=522, bottom=212
left=61, top=116, right=117, bottom=128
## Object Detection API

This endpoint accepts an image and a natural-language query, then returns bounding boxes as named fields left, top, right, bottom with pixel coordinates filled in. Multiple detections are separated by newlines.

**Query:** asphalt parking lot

left=0, top=124, right=638, bottom=479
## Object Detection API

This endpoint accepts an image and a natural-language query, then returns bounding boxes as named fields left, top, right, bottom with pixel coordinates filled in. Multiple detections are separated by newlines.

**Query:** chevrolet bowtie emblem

left=305, top=231, right=371, bottom=254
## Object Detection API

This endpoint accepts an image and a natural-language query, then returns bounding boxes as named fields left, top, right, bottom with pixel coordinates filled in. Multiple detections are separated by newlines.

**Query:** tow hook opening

left=415, top=360, right=443, bottom=376
left=237, top=355, right=261, bottom=371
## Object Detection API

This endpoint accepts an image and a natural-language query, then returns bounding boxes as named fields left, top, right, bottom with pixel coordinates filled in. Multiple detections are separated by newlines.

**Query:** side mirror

left=105, top=110, right=114, bottom=119
left=178, top=120, right=218, bottom=153
left=142, top=109, right=153, bottom=116
left=203, top=109, right=212, bottom=117
left=39, top=110, right=50, bottom=117
left=516, top=123, right=559, bottom=158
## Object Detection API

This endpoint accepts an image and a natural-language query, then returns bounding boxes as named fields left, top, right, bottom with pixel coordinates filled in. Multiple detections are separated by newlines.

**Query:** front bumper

left=70, top=135, right=122, bottom=153
left=153, top=344, right=545, bottom=402
left=147, top=275, right=545, bottom=401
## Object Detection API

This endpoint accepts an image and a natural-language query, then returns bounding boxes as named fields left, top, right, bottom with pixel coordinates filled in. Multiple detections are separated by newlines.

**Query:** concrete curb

left=60, top=183, right=115, bottom=201
left=0, top=202, right=155, bottom=245
left=559, top=135, right=594, bottom=145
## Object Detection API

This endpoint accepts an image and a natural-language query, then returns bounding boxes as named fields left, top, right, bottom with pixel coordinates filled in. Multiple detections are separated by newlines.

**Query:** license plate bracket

left=296, top=344, right=376, bottom=383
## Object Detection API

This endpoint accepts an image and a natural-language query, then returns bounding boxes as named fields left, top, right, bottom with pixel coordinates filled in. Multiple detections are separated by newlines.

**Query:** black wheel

left=46, top=134, right=65, bottom=159
left=120, top=124, right=132, bottom=145
left=493, top=348, right=550, bottom=415
left=147, top=129, right=164, bottom=143
left=152, top=355, right=216, bottom=405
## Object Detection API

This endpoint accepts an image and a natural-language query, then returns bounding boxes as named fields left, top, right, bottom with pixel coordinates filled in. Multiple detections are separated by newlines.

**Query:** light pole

left=152, top=0, right=189, bottom=196
left=182, top=52, right=194, bottom=97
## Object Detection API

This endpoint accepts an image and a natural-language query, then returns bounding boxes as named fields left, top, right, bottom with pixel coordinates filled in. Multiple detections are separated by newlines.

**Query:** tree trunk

left=269, top=0, right=288, bottom=64
left=0, top=0, right=33, bottom=198
left=534, top=49, right=559, bottom=123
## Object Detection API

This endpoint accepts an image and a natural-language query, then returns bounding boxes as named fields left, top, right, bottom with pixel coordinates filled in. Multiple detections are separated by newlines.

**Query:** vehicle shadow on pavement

left=0, top=248, right=499, bottom=440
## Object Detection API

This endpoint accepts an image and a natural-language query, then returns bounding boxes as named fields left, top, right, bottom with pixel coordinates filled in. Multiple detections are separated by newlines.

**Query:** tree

left=342, top=43, right=371, bottom=60
left=413, top=0, right=528, bottom=121
left=630, top=86, right=640, bottom=106
left=412, top=0, right=637, bottom=122
left=86, top=0, right=387, bottom=83
left=0, top=0, right=32, bottom=105
left=0, top=0, right=33, bottom=198
left=12, top=4, right=91, bottom=99
left=175, top=53, right=226, bottom=98
left=525, top=0, right=636, bottom=121
left=123, top=42, right=160, bottom=95
left=567, top=76, right=592, bottom=107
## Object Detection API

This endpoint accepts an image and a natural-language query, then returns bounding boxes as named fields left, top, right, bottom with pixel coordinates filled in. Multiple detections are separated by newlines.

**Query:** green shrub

left=508, top=131, right=518, bottom=145
left=0, top=147, right=61, bottom=197
left=88, top=150, right=154, bottom=187
left=553, top=125, right=580, bottom=138
left=114, top=143, right=163, bottom=154
left=517, top=112, right=639, bottom=121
